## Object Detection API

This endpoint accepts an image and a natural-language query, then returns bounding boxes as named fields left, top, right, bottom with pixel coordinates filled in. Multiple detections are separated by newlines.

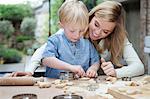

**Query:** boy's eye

left=70, top=30, right=75, bottom=32
left=103, top=31, right=108, bottom=34
left=80, top=30, right=84, bottom=33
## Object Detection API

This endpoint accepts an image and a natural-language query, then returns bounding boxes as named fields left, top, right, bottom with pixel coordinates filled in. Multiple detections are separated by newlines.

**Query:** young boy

left=42, top=0, right=100, bottom=78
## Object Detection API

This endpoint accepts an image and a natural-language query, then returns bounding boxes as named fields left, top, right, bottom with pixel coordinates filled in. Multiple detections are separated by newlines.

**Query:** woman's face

left=89, top=16, right=116, bottom=40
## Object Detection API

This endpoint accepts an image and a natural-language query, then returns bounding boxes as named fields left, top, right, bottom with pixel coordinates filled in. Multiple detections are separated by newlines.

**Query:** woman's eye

left=94, top=21, right=99, bottom=27
left=95, top=23, right=99, bottom=27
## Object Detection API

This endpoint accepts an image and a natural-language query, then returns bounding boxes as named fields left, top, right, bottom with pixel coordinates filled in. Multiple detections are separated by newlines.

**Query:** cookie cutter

left=59, top=71, right=74, bottom=80
left=12, top=93, right=37, bottom=99
left=121, top=77, right=132, bottom=81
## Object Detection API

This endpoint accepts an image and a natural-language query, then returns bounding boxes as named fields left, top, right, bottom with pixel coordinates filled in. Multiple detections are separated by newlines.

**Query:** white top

left=100, top=39, right=145, bottom=78
left=25, top=29, right=63, bottom=74
left=25, top=43, right=47, bottom=74
left=25, top=38, right=144, bottom=78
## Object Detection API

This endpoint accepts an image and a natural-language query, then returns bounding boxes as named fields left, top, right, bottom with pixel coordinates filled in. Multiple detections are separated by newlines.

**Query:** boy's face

left=60, top=22, right=87, bottom=42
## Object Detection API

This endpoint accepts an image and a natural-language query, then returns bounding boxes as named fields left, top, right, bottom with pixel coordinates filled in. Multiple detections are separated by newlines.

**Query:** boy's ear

left=58, top=21, right=63, bottom=28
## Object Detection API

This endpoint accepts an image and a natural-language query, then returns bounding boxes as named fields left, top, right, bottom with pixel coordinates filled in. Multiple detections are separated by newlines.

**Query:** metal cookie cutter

left=87, top=84, right=98, bottom=91
left=121, top=77, right=132, bottom=81
left=12, top=93, right=37, bottom=99
left=53, top=94, right=83, bottom=99
left=59, top=71, right=74, bottom=80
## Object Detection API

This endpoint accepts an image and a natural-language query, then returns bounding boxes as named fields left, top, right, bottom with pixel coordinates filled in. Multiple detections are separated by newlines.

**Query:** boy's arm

left=42, top=57, right=73, bottom=71
left=42, top=57, right=85, bottom=76
left=86, top=41, right=100, bottom=77
left=42, top=35, right=85, bottom=76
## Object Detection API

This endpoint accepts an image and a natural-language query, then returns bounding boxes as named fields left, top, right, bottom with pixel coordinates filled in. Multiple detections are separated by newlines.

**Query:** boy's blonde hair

left=58, top=0, right=89, bottom=30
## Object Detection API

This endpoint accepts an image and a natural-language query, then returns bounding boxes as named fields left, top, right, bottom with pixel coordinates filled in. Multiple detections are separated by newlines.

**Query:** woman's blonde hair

left=88, top=1, right=127, bottom=67
left=58, top=0, right=89, bottom=30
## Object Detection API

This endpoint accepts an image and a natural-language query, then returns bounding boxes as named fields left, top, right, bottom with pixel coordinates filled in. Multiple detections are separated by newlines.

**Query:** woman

left=86, top=1, right=144, bottom=78
left=11, top=1, right=144, bottom=78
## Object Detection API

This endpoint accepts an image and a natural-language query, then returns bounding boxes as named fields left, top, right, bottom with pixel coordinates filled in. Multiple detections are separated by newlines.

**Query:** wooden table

left=0, top=75, right=148, bottom=99
left=0, top=77, right=100, bottom=99
left=108, top=76, right=150, bottom=99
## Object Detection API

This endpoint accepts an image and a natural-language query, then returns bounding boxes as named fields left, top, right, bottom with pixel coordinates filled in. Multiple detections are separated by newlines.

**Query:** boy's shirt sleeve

left=89, top=42, right=100, bottom=65
left=42, top=35, right=59, bottom=58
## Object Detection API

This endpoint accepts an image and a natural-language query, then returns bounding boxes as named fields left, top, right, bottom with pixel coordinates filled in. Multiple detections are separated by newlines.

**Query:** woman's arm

left=115, top=39, right=145, bottom=78
left=25, top=43, right=47, bottom=74
left=10, top=43, right=47, bottom=77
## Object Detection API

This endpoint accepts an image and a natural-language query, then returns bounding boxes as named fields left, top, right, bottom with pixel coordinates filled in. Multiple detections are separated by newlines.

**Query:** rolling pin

left=0, top=77, right=44, bottom=86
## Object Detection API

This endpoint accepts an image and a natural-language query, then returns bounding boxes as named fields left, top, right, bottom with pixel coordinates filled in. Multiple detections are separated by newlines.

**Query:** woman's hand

left=100, top=58, right=116, bottom=77
left=10, top=71, right=32, bottom=77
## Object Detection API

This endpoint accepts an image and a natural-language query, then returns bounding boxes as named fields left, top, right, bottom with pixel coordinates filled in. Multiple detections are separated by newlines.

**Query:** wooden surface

left=0, top=76, right=149, bottom=99
left=0, top=85, right=65, bottom=99
left=0, top=78, right=101, bottom=99
left=108, top=83, right=150, bottom=99
left=0, top=85, right=64, bottom=99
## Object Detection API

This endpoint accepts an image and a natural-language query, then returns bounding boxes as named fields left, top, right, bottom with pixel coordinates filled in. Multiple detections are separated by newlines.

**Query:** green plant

left=82, top=0, right=96, bottom=10
left=20, top=17, right=36, bottom=36
left=0, top=20, right=14, bottom=38
left=0, top=48, right=22, bottom=63
left=0, top=4, right=33, bottom=21
left=16, top=35, right=33, bottom=42
left=96, top=0, right=103, bottom=5
left=50, top=0, right=63, bottom=34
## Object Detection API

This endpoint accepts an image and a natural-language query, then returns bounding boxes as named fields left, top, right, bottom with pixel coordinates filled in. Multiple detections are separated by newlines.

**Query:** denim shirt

left=42, top=29, right=99, bottom=78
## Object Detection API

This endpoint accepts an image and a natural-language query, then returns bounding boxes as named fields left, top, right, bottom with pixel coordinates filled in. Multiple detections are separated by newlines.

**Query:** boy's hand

left=86, top=67, right=98, bottom=78
left=10, top=71, right=32, bottom=77
left=70, top=65, right=85, bottom=77
left=101, top=58, right=116, bottom=77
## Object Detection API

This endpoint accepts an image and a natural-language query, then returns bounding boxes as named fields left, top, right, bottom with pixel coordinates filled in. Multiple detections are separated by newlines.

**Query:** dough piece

left=126, top=90, right=137, bottom=95
left=98, top=93, right=114, bottom=99
left=63, top=86, right=69, bottom=90
left=55, top=83, right=66, bottom=88
left=52, top=79, right=61, bottom=85
left=135, top=90, right=142, bottom=94
left=64, top=90, right=76, bottom=95
left=118, top=88, right=127, bottom=92
left=125, top=81, right=139, bottom=86
left=37, top=81, right=51, bottom=88
left=66, top=86, right=87, bottom=93
left=126, top=89, right=142, bottom=95
left=66, top=82, right=74, bottom=86
left=53, top=79, right=73, bottom=89
left=79, top=77, right=90, bottom=81
left=61, top=80, right=69, bottom=83
left=105, top=76, right=117, bottom=83
left=141, top=81, right=149, bottom=85
left=142, top=76, right=150, bottom=83
left=88, top=79, right=96, bottom=84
